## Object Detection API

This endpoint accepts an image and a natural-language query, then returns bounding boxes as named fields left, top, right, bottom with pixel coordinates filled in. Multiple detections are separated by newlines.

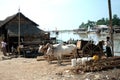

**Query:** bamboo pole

left=18, top=8, right=20, bottom=56
left=108, top=0, right=114, bottom=56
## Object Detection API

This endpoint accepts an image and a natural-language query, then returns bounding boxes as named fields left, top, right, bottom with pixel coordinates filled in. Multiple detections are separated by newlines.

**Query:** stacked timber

left=71, top=56, right=120, bottom=74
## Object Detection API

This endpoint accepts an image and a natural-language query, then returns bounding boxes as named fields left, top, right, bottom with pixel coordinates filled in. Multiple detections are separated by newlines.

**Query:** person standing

left=105, top=36, right=113, bottom=57
left=1, top=40, right=7, bottom=56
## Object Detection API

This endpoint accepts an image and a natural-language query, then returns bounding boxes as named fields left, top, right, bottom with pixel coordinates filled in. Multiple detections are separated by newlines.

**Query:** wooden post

left=108, top=0, right=114, bottom=56
left=18, top=8, right=21, bottom=56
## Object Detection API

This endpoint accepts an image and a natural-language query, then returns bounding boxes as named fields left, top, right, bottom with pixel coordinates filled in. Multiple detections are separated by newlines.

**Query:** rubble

left=71, top=56, right=120, bottom=73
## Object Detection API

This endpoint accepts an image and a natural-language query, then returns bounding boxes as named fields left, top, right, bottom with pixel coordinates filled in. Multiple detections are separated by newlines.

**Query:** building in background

left=0, top=12, right=50, bottom=52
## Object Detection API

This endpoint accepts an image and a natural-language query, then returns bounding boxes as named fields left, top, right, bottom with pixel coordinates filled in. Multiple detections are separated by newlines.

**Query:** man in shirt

left=104, top=36, right=113, bottom=57
left=1, top=40, right=7, bottom=56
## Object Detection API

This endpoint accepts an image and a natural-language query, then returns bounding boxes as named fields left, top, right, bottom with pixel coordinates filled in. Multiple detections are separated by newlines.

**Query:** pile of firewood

left=71, top=56, right=120, bottom=74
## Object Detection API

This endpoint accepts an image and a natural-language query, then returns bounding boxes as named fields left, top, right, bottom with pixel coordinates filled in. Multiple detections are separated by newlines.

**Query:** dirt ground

left=0, top=52, right=120, bottom=80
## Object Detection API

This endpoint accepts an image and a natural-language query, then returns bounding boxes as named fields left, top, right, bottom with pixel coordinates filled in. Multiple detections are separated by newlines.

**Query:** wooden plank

left=76, top=41, right=81, bottom=49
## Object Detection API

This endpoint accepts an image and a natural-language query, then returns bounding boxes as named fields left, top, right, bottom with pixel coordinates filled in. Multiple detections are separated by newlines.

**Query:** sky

left=0, top=0, right=120, bottom=31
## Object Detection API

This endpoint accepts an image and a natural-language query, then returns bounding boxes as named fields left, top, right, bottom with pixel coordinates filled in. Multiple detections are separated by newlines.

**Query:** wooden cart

left=76, top=40, right=104, bottom=57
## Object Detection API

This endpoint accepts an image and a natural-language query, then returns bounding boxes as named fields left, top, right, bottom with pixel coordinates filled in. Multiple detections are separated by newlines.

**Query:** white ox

left=38, top=43, right=60, bottom=54
left=46, top=43, right=77, bottom=65
left=38, top=45, right=43, bottom=53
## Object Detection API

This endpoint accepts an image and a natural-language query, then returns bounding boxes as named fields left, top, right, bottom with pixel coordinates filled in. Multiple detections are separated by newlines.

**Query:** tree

left=105, top=18, right=109, bottom=26
left=79, top=20, right=96, bottom=29
left=96, top=18, right=106, bottom=25
left=87, top=20, right=96, bottom=27
left=78, top=14, right=120, bottom=29
left=79, top=22, right=85, bottom=28
left=112, top=14, right=120, bottom=26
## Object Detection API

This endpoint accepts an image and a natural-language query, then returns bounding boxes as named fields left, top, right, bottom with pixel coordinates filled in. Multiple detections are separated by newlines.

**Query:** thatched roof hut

left=0, top=12, right=46, bottom=37
left=0, top=12, right=49, bottom=52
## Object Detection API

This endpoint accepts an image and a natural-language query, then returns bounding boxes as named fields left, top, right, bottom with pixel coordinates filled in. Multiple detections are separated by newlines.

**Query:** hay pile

left=71, top=56, right=120, bottom=74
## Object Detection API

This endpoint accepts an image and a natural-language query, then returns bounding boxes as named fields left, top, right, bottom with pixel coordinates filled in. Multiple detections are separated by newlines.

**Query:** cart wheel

left=82, top=43, right=103, bottom=57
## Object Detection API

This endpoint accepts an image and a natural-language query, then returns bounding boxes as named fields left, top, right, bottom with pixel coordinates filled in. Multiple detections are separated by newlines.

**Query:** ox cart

left=11, top=38, right=56, bottom=58
left=11, top=42, right=41, bottom=58
left=76, top=40, right=104, bottom=58
left=19, top=44, right=39, bottom=58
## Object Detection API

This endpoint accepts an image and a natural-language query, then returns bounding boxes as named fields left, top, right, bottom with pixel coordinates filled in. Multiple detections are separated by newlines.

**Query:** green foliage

left=79, top=20, right=96, bottom=29
left=112, top=14, right=120, bottom=26
left=79, top=14, right=120, bottom=28
left=96, top=18, right=106, bottom=25
left=87, top=20, right=96, bottom=27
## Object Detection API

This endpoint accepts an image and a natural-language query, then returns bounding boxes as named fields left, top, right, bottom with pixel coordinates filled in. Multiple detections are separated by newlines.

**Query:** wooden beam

left=108, top=0, right=114, bottom=56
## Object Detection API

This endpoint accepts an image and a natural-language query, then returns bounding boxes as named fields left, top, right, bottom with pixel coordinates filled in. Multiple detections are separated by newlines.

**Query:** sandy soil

left=0, top=52, right=120, bottom=80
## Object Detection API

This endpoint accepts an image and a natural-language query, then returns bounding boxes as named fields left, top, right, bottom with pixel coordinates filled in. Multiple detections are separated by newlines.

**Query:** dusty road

left=0, top=52, right=120, bottom=80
